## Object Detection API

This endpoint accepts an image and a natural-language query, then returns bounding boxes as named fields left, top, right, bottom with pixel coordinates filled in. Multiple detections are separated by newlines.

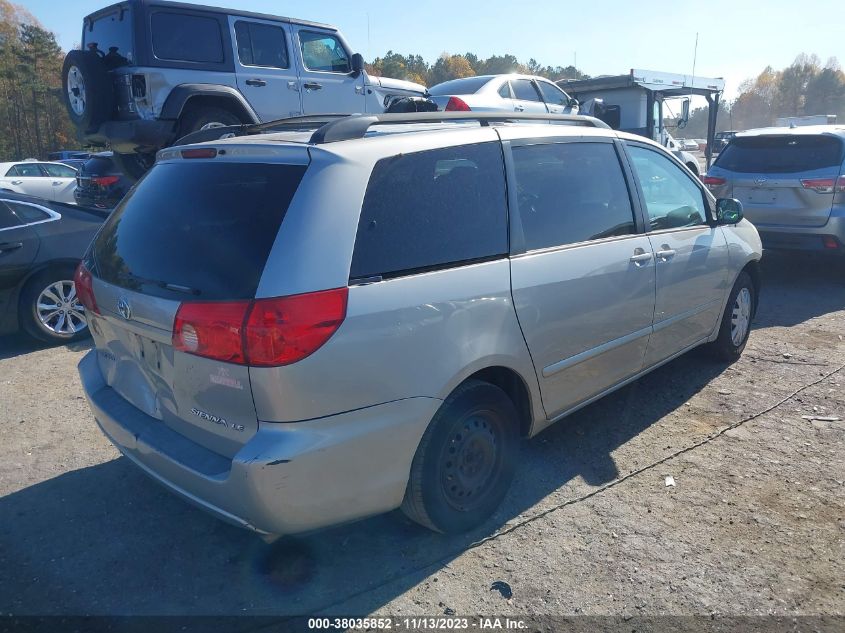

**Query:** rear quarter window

left=715, top=135, right=843, bottom=173
left=350, top=142, right=508, bottom=279
left=151, top=12, right=224, bottom=63
left=83, top=7, right=133, bottom=67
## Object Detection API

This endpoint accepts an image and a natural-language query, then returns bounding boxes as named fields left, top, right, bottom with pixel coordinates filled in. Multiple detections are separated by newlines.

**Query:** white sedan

left=426, top=74, right=580, bottom=115
left=0, top=161, right=77, bottom=204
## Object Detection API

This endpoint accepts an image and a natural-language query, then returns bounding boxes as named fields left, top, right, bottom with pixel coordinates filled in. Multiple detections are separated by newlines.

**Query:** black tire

left=705, top=271, right=755, bottom=362
left=686, top=161, right=700, bottom=176
left=19, top=268, right=90, bottom=344
left=62, top=50, right=113, bottom=133
left=401, top=380, right=519, bottom=534
left=112, top=151, right=156, bottom=182
left=177, top=106, right=243, bottom=139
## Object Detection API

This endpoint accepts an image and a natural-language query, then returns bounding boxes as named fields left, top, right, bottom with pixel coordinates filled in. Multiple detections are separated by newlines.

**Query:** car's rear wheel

left=401, top=380, right=518, bottom=534
left=178, top=106, right=243, bottom=140
left=706, top=270, right=755, bottom=361
left=20, top=269, right=89, bottom=344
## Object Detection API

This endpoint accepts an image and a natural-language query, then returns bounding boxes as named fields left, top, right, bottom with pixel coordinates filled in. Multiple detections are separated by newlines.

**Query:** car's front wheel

left=706, top=270, right=756, bottom=361
left=401, top=380, right=519, bottom=534
left=19, top=269, right=89, bottom=344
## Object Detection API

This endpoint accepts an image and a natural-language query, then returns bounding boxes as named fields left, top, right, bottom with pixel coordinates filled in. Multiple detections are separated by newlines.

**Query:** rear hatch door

left=87, top=151, right=308, bottom=458
left=713, top=134, right=843, bottom=228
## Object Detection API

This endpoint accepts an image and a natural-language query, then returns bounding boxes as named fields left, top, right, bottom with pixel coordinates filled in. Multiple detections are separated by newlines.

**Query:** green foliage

left=0, top=0, right=78, bottom=160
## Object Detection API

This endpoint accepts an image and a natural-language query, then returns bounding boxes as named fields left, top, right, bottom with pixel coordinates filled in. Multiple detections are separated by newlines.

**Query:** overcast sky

left=20, top=0, right=842, bottom=100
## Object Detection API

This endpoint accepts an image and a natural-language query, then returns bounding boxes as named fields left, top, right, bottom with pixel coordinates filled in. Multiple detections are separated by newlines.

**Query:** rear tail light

left=73, top=262, right=99, bottom=315
left=701, top=175, right=726, bottom=188
left=92, top=175, right=120, bottom=187
left=800, top=176, right=845, bottom=194
left=445, top=96, right=471, bottom=112
left=172, top=288, right=348, bottom=367
left=822, top=236, right=840, bottom=249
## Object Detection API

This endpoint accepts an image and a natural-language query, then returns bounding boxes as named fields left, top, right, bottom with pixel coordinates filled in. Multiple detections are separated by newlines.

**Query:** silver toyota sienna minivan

left=76, top=113, right=762, bottom=535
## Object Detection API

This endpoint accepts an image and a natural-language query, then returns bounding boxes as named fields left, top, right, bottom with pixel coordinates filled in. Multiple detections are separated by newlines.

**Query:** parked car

left=58, top=159, right=91, bottom=172
left=74, top=152, right=133, bottom=210
left=61, top=0, right=427, bottom=180
left=677, top=138, right=700, bottom=152
left=48, top=150, right=90, bottom=162
left=712, top=130, right=738, bottom=153
left=703, top=125, right=845, bottom=255
left=0, top=192, right=107, bottom=343
left=76, top=112, right=761, bottom=537
left=426, top=74, right=579, bottom=114
left=0, top=160, right=77, bottom=203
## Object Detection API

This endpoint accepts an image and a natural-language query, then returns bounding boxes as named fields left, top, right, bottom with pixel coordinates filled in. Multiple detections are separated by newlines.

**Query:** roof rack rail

left=309, top=112, right=609, bottom=144
left=174, top=113, right=351, bottom=146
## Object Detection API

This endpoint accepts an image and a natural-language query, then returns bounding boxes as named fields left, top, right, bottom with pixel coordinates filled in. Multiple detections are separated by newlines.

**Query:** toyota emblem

left=117, top=297, right=132, bottom=320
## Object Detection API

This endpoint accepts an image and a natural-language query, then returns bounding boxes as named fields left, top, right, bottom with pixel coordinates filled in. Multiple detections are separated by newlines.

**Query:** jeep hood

left=365, top=74, right=427, bottom=95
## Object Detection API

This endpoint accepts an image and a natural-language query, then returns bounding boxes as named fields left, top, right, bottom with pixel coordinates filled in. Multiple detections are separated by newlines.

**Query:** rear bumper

left=81, top=119, right=175, bottom=153
left=74, top=189, right=121, bottom=210
left=78, top=350, right=440, bottom=535
left=754, top=212, right=845, bottom=253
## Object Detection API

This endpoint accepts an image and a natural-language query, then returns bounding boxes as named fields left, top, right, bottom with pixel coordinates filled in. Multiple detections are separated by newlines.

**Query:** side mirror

left=350, top=53, right=364, bottom=77
left=716, top=198, right=744, bottom=225
left=567, top=97, right=579, bottom=108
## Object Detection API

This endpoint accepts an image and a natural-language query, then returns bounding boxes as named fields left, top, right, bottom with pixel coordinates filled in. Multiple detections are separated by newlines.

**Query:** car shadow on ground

left=754, top=251, right=845, bottom=329
left=1, top=249, right=839, bottom=617
left=0, top=333, right=92, bottom=361
left=1, top=353, right=724, bottom=617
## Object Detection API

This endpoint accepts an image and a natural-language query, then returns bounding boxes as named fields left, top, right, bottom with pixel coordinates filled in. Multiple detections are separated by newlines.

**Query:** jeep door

left=229, top=17, right=303, bottom=120
left=506, top=138, right=656, bottom=418
left=291, top=26, right=365, bottom=114
left=623, top=142, right=730, bottom=366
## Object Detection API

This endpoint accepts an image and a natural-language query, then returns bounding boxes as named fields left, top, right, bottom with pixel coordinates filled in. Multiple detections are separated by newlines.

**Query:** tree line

left=0, top=0, right=78, bottom=161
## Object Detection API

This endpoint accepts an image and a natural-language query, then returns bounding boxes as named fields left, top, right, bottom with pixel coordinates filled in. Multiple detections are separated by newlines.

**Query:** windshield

left=428, top=76, right=492, bottom=96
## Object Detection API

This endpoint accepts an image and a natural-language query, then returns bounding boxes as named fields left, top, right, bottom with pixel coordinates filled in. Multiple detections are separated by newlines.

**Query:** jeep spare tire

left=62, top=50, right=113, bottom=133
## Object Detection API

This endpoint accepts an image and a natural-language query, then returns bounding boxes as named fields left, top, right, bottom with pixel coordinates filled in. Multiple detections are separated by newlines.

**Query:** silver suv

left=704, top=126, right=845, bottom=255
left=76, top=112, right=762, bottom=536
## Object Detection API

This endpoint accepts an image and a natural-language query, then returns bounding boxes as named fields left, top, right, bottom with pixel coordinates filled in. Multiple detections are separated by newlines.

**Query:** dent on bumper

left=78, top=350, right=440, bottom=535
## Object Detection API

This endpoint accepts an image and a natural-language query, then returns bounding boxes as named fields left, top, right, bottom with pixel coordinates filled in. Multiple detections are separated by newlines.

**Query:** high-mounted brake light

left=73, top=262, right=99, bottom=315
left=181, top=148, right=218, bottom=159
left=92, top=175, right=120, bottom=187
left=801, top=177, right=845, bottom=194
left=445, top=96, right=471, bottom=112
left=172, top=288, right=348, bottom=367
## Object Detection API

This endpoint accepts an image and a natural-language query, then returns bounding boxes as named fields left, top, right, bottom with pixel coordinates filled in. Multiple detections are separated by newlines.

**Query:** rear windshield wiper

left=115, top=271, right=201, bottom=296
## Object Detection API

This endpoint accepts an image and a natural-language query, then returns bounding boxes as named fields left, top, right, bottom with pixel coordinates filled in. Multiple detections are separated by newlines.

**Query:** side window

left=235, top=21, right=289, bottom=69
left=512, top=142, right=637, bottom=250
left=4, top=166, right=19, bottom=177
left=498, top=82, right=512, bottom=99
left=511, top=79, right=542, bottom=102
left=299, top=31, right=350, bottom=73
left=5, top=201, right=52, bottom=224
left=536, top=81, right=569, bottom=106
left=627, top=145, right=708, bottom=230
left=15, top=164, right=44, bottom=177
left=351, top=142, right=508, bottom=279
left=0, top=202, right=22, bottom=229
left=42, top=163, right=76, bottom=178
left=151, top=12, right=224, bottom=63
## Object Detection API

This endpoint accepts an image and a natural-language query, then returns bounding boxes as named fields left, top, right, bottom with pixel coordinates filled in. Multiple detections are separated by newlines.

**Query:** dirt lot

left=0, top=252, right=843, bottom=624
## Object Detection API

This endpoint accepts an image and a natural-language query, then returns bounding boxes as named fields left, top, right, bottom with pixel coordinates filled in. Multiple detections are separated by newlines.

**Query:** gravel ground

left=0, top=252, right=843, bottom=623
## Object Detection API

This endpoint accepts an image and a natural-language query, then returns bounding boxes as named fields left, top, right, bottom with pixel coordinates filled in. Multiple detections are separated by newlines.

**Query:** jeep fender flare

left=160, top=85, right=260, bottom=124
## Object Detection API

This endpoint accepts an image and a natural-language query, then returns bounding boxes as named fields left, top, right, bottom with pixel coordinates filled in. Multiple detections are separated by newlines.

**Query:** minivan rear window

left=83, top=7, right=134, bottom=68
left=92, top=162, right=306, bottom=300
left=350, top=142, right=508, bottom=279
left=715, top=135, right=843, bottom=173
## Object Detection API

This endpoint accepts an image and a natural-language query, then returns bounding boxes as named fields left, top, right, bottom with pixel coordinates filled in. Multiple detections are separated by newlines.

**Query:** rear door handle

left=629, top=250, right=653, bottom=265
left=52, top=181, right=62, bottom=186
left=10, top=180, right=22, bottom=185
left=514, top=104, right=525, bottom=112
left=656, top=248, right=676, bottom=261
left=245, top=78, right=266, bottom=87
left=0, top=241, right=23, bottom=254
left=303, top=82, right=323, bottom=91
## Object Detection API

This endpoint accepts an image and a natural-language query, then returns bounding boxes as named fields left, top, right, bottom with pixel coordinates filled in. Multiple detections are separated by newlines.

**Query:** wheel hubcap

left=730, top=287, right=752, bottom=346
left=36, top=280, right=87, bottom=336
left=199, top=121, right=227, bottom=131
left=441, top=413, right=499, bottom=511
left=67, top=66, right=86, bottom=116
